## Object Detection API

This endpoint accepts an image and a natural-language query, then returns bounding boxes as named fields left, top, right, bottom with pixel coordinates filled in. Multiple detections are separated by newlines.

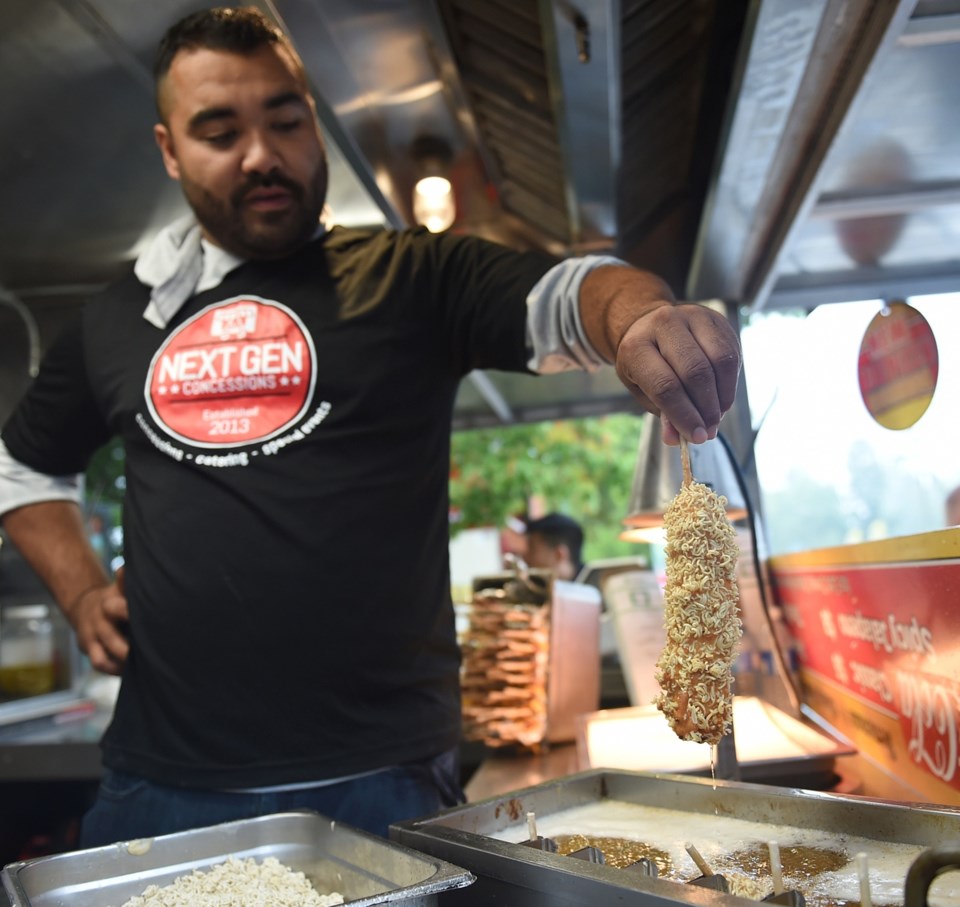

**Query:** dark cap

left=525, top=513, right=584, bottom=567
left=525, top=513, right=583, bottom=541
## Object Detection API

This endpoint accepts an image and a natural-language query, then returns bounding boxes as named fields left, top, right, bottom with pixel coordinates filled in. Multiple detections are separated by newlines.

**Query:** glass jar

left=0, top=604, right=55, bottom=696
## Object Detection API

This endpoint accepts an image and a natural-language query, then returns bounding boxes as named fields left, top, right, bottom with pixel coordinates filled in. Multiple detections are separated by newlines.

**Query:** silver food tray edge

left=2, top=809, right=475, bottom=907
left=426, top=767, right=960, bottom=835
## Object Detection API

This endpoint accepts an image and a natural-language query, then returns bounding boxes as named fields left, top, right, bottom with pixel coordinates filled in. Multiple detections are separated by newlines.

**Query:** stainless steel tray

left=2, top=810, right=474, bottom=906
left=391, top=769, right=960, bottom=907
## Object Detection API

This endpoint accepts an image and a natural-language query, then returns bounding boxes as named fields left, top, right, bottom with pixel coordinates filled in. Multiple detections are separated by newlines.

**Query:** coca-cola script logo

left=145, top=296, right=315, bottom=447
left=897, top=668, right=960, bottom=787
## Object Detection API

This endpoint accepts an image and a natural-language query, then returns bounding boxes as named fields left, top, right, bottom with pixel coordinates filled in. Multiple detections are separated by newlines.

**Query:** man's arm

left=2, top=501, right=129, bottom=675
left=0, top=309, right=129, bottom=673
left=578, top=264, right=742, bottom=444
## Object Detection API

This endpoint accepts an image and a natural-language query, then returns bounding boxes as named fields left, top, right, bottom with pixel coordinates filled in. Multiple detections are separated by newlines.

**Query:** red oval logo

left=145, top=297, right=315, bottom=447
left=857, top=300, right=938, bottom=431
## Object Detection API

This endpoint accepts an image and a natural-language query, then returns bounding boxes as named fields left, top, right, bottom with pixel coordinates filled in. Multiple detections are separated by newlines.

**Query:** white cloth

left=135, top=215, right=251, bottom=328
left=525, top=254, right=626, bottom=374
left=135, top=217, right=324, bottom=329
left=135, top=214, right=206, bottom=329
left=0, top=438, right=83, bottom=513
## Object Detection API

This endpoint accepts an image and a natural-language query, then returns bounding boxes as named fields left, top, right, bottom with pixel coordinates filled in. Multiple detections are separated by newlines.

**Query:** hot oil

left=553, top=834, right=671, bottom=872
left=545, top=834, right=894, bottom=905
left=551, top=834, right=871, bottom=904
left=495, top=801, right=960, bottom=907
left=716, top=844, right=856, bottom=906
left=720, top=843, right=850, bottom=879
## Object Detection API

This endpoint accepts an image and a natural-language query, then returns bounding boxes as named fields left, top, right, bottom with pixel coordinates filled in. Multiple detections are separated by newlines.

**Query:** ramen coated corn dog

left=654, top=439, right=742, bottom=744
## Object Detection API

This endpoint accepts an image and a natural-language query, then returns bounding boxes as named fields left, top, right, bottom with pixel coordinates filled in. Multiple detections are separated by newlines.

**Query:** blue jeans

left=79, top=748, right=464, bottom=848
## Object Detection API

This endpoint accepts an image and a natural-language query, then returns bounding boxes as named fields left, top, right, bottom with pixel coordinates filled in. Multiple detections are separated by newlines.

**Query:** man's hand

left=579, top=265, right=742, bottom=444
left=65, top=576, right=129, bottom=676
left=615, top=303, right=741, bottom=445
left=2, top=500, right=131, bottom=675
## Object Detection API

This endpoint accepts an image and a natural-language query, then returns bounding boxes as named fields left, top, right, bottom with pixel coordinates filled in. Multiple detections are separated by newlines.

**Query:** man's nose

left=241, top=131, right=282, bottom=174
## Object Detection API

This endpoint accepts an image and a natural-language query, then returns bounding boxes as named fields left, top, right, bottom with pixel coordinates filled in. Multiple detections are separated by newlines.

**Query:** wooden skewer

left=768, top=841, right=785, bottom=895
left=685, top=842, right=714, bottom=876
left=856, top=852, right=873, bottom=907
left=680, top=436, right=693, bottom=486
left=526, top=811, right=538, bottom=841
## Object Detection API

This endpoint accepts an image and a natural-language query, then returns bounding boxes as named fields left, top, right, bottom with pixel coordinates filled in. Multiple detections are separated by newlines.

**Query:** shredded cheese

left=113, top=856, right=344, bottom=907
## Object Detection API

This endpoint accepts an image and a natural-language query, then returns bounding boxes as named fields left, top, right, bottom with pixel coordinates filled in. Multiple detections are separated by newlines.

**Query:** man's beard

left=181, top=166, right=326, bottom=260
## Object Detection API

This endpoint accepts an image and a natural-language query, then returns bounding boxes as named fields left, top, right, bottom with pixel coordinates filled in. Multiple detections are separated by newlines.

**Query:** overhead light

left=621, top=413, right=747, bottom=539
left=413, top=175, right=455, bottom=233
left=411, top=134, right=456, bottom=233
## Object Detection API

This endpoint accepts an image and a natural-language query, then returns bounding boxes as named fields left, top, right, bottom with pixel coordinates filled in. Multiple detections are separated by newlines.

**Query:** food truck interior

left=1, top=0, right=959, bottom=876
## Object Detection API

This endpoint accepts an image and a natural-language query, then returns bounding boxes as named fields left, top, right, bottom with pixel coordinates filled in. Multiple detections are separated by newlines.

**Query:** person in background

left=499, top=512, right=529, bottom=565
left=946, top=486, right=960, bottom=526
left=0, top=7, right=741, bottom=846
left=524, top=513, right=585, bottom=581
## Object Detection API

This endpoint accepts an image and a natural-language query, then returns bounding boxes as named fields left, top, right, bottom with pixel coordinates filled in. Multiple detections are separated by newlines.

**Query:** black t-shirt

left=3, top=226, right=556, bottom=787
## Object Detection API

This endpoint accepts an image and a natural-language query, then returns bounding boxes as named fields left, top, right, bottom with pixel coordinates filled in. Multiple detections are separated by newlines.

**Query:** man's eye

left=205, top=131, right=237, bottom=147
left=273, top=119, right=302, bottom=133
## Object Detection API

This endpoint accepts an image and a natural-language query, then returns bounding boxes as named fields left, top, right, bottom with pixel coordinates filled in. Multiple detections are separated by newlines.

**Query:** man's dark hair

left=525, top=513, right=584, bottom=572
left=154, top=7, right=302, bottom=117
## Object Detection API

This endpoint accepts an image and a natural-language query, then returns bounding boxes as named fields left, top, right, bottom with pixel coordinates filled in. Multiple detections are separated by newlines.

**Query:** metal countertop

left=0, top=702, right=106, bottom=783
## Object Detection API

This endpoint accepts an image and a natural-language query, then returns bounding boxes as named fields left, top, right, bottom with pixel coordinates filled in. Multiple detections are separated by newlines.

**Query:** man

left=0, top=7, right=740, bottom=845
left=524, top=513, right=584, bottom=581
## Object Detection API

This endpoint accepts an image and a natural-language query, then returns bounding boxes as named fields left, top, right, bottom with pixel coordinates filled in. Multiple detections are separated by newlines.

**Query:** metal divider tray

left=390, top=769, right=960, bottom=907
left=2, top=810, right=474, bottom=906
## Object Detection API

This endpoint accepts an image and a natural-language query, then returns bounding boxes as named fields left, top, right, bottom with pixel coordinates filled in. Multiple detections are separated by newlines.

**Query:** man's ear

left=154, top=123, right=181, bottom=181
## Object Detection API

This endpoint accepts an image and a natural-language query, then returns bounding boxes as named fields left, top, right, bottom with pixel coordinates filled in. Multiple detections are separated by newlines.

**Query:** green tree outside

left=449, top=412, right=649, bottom=562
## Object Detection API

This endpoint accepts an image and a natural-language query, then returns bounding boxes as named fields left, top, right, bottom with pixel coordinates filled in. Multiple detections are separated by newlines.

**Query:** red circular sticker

left=146, top=296, right=315, bottom=447
left=857, top=301, right=938, bottom=430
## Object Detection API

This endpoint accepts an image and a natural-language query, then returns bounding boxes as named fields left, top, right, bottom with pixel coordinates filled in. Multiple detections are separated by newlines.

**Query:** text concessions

left=146, top=296, right=316, bottom=447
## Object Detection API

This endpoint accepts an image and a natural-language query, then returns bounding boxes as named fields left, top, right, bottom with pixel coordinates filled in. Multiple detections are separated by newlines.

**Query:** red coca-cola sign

left=773, top=550, right=960, bottom=800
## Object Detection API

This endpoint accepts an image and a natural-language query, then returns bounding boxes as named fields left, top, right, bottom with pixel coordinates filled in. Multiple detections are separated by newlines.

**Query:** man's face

left=154, top=44, right=328, bottom=259
left=525, top=533, right=561, bottom=572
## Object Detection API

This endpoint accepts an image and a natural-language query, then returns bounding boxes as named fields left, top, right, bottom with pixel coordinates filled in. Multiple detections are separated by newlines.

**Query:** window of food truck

left=740, top=291, right=960, bottom=555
